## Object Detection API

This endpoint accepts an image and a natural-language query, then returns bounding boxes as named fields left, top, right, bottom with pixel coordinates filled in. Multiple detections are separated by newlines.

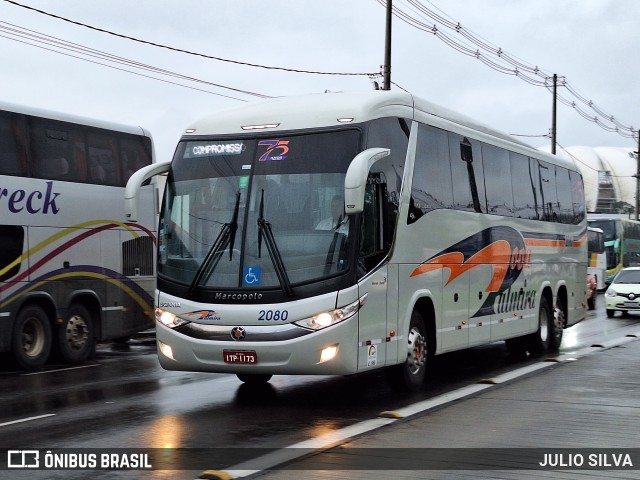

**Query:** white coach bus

left=0, top=101, right=158, bottom=369
left=126, top=91, right=587, bottom=391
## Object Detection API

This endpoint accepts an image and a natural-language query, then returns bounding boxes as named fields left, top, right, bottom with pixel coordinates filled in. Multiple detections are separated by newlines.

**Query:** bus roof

left=0, top=99, right=151, bottom=138
left=182, top=90, right=576, bottom=171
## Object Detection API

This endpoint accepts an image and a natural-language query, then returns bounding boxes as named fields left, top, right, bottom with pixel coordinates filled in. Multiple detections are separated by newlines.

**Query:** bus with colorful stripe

left=587, top=215, right=640, bottom=285
left=126, top=91, right=587, bottom=391
left=0, top=101, right=158, bottom=369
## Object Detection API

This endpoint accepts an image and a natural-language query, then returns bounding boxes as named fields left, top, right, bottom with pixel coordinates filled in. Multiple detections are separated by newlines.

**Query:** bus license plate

left=223, top=350, right=257, bottom=364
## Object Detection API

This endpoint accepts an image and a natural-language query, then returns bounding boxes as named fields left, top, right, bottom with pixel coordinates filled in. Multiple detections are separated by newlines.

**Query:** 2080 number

left=258, top=310, right=289, bottom=321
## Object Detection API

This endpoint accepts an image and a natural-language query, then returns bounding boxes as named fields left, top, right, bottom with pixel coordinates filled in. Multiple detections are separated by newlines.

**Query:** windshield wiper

left=257, top=189, right=294, bottom=297
left=187, top=191, right=241, bottom=296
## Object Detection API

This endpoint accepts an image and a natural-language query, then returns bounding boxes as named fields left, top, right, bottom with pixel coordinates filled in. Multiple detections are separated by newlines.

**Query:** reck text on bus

left=0, top=180, right=61, bottom=215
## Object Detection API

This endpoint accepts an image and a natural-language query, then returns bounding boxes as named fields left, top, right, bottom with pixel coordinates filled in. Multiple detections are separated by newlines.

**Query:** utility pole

left=383, top=0, right=392, bottom=90
left=551, top=74, right=557, bottom=154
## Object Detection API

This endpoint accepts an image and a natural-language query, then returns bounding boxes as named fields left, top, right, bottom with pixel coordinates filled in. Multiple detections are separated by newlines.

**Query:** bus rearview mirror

left=125, top=161, right=171, bottom=221
left=344, top=148, right=390, bottom=214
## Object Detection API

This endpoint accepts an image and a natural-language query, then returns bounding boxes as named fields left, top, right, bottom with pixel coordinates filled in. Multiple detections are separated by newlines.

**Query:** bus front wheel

left=12, top=305, right=52, bottom=369
left=57, top=304, right=95, bottom=363
left=386, top=310, right=429, bottom=392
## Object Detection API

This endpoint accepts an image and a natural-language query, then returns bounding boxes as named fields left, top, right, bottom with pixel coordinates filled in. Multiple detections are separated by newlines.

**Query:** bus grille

left=122, top=236, right=154, bottom=276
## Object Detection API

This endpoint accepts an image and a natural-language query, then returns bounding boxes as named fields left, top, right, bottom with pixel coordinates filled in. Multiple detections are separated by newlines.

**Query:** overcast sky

left=1, top=0, right=638, bottom=162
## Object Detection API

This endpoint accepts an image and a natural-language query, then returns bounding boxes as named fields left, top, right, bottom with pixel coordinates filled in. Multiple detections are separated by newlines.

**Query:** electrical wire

left=2, top=0, right=378, bottom=78
left=376, top=0, right=638, bottom=144
left=0, top=21, right=271, bottom=102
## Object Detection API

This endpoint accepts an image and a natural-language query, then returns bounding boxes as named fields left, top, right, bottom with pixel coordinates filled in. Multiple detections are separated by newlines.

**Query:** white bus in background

left=0, top=101, right=158, bottom=369
left=127, top=91, right=587, bottom=391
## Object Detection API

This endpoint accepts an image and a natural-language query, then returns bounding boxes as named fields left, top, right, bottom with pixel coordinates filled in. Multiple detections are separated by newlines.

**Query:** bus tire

left=12, top=305, right=52, bottom=369
left=386, top=310, right=429, bottom=392
left=236, top=373, right=272, bottom=384
left=527, top=296, right=554, bottom=354
left=57, top=304, right=95, bottom=363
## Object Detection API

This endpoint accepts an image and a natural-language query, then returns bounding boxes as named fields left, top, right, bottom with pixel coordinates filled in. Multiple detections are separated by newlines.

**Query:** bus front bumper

left=155, top=319, right=359, bottom=376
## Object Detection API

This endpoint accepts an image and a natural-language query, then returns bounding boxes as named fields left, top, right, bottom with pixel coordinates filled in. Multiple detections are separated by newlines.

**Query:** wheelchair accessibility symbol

left=243, top=266, right=261, bottom=286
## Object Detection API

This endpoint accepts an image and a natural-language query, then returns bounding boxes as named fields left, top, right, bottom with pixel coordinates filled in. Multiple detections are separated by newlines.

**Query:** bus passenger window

left=0, top=225, right=24, bottom=282
left=448, top=133, right=486, bottom=213
left=510, top=153, right=539, bottom=220
left=409, top=124, right=452, bottom=222
left=482, top=143, right=514, bottom=217
left=0, top=113, right=22, bottom=175
left=88, top=133, right=120, bottom=185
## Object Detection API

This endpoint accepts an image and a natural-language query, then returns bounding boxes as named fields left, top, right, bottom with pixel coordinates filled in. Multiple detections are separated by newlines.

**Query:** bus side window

left=0, top=112, right=23, bottom=175
left=510, top=152, right=539, bottom=220
left=408, top=123, right=452, bottom=223
left=0, top=225, right=25, bottom=282
left=569, top=170, right=585, bottom=224
left=482, top=143, right=514, bottom=217
left=449, top=133, right=486, bottom=213
left=88, top=133, right=121, bottom=186
left=538, top=160, right=559, bottom=222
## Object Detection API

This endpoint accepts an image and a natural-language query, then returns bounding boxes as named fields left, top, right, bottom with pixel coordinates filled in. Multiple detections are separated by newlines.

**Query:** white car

left=605, top=267, right=640, bottom=318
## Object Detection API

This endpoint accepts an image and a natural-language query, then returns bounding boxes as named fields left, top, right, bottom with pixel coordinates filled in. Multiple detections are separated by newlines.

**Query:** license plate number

left=623, top=302, right=639, bottom=308
left=223, top=350, right=257, bottom=364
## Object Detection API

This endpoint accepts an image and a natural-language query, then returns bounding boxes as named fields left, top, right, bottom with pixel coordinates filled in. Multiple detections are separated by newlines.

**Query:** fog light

left=158, top=341, right=174, bottom=360
left=320, top=345, right=338, bottom=363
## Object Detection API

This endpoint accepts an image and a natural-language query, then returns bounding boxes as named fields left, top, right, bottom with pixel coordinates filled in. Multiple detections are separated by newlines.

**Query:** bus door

left=356, top=179, right=393, bottom=370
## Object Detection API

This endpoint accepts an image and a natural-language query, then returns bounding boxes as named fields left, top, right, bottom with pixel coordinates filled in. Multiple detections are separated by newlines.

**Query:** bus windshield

left=159, top=129, right=361, bottom=293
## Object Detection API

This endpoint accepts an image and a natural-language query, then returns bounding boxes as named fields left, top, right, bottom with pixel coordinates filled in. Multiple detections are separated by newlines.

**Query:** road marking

left=198, top=335, right=640, bottom=479
left=196, top=360, right=558, bottom=479
left=21, top=364, right=100, bottom=376
left=479, top=362, right=554, bottom=384
left=0, top=414, right=55, bottom=427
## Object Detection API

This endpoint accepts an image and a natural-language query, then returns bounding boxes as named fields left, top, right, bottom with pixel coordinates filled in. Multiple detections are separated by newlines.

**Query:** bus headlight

left=294, top=295, right=365, bottom=331
left=155, top=308, right=190, bottom=328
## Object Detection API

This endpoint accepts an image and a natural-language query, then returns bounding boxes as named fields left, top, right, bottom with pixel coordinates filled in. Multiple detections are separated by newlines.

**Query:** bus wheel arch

left=57, top=301, right=97, bottom=363
left=386, top=297, right=435, bottom=392
left=12, top=302, right=54, bottom=369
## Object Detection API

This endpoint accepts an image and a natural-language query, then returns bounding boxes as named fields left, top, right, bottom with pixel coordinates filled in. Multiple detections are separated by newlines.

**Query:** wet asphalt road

left=1, top=294, right=639, bottom=479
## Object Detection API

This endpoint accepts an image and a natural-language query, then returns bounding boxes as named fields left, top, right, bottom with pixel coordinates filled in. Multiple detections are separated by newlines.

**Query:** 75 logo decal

left=258, top=140, right=289, bottom=161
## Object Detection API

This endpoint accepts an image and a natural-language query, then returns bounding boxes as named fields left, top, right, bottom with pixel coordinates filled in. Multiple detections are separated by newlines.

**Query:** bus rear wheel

left=386, top=310, right=429, bottom=392
left=527, top=296, right=558, bottom=354
left=12, top=305, right=52, bottom=369
left=57, top=304, right=95, bottom=363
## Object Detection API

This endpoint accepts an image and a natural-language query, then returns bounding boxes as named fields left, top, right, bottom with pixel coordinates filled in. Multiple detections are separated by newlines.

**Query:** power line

left=2, top=0, right=378, bottom=78
left=0, top=21, right=271, bottom=102
left=377, top=0, right=638, bottom=143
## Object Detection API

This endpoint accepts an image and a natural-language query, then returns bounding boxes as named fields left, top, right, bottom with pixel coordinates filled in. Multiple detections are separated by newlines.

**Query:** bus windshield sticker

left=243, top=266, right=261, bottom=286
left=190, top=142, right=245, bottom=157
left=258, top=140, right=289, bottom=161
